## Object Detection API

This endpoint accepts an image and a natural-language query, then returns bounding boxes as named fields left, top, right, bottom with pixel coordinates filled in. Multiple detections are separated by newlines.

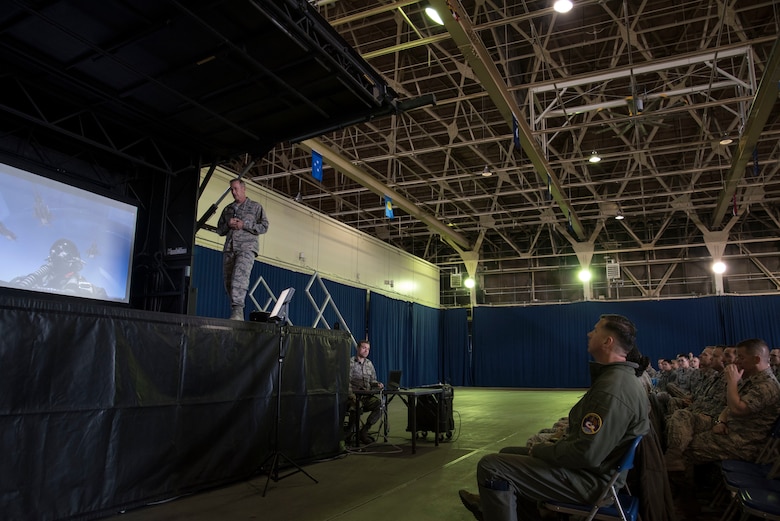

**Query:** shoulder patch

left=581, top=413, right=603, bottom=435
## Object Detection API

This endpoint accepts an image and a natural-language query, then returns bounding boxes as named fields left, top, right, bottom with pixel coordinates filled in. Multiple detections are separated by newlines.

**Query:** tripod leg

left=259, top=450, right=318, bottom=496
left=276, top=452, right=319, bottom=484
left=261, top=452, right=279, bottom=497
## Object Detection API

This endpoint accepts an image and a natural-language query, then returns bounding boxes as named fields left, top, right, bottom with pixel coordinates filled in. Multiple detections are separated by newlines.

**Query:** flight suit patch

left=581, top=413, right=602, bottom=434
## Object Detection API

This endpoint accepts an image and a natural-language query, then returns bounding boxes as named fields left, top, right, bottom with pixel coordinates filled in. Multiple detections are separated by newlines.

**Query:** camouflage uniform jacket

left=655, top=370, right=676, bottom=392
left=721, top=367, right=780, bottom=444
left=349, top=356, right=379, bottom=393
left=674, top=367, right=694, bottom=392
left=217, top=197, right=269, bottom=255
left=689, top=370, right=726, bottom=417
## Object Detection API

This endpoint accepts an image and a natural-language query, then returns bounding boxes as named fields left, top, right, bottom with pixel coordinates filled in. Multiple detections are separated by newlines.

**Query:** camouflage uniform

left=348, top=356, right=383, bottom=428
left=687, top=367, right=780, bottom=465
left=689, top=371, right=727, bottom=417
left=216, top=197, right=269, bottom=318
left=675, top=367, right=694, bottom=392
left=688, top=368, right=708, bottom=397
left=665, top=372, right=726, bottom=451
left=655, top=370, right=676, bottom=393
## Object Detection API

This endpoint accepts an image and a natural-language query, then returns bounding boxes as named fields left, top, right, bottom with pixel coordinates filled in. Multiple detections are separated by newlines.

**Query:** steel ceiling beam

left=300, top=138, right=472, bottom=250
left=712, top=37, right=780, bottom=227
left=429, top=0, right=585, bottom=241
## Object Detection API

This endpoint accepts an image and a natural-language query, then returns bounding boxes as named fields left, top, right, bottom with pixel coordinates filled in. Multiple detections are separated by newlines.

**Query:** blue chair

left=712, top=415, right=780, bottom=513
left=737, top=487, right=780, bottom=521
left=541, top=435, right=643, bottom=521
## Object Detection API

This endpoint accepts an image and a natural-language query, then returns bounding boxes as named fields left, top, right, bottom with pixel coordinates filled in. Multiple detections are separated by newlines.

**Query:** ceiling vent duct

left=606, top=261, right=621, bottom=281
left=450, top=272, right=463, bottom=288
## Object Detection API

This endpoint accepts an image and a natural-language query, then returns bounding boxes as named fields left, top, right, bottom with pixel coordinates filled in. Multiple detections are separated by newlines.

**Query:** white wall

left=195, top=167, right=440, bottom=308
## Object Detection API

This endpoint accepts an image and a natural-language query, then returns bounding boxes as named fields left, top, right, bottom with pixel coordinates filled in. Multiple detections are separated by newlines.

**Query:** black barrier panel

left=0, top=292, right=350, bottom=520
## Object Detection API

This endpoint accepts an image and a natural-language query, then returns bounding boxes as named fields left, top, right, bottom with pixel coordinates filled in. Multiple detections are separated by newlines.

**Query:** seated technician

left=458, top=314, right=650, bottom=521
left=348, top=340, right=384, bottom=444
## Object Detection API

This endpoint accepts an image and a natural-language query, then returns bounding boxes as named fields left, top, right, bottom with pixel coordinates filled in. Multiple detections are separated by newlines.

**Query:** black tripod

left=258, top=322, right=318, bottom=496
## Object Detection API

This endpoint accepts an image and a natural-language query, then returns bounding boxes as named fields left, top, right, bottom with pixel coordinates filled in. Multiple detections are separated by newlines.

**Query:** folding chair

left=711, top=414, right=780, bottom=514
left=736, top=488, right=780, bottom=521
left=541, top=435, right=643, bottom=521
left=345, top=391, right=388, bottom=447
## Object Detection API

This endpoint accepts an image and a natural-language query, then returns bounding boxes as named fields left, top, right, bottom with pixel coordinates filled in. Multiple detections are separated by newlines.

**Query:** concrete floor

left=112, top=388, right=585, bottom=521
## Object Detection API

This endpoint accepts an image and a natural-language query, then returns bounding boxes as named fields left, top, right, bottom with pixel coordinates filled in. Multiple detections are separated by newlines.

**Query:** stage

left=0, top=292, right=350, bottom=520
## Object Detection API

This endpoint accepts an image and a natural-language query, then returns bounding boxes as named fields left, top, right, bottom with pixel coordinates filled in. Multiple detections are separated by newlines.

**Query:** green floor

left=113, top=388, right=585, bottom=521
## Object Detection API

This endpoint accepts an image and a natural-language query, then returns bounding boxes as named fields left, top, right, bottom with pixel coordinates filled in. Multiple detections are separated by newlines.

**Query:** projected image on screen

left=0, top=162, right=137, bottom=304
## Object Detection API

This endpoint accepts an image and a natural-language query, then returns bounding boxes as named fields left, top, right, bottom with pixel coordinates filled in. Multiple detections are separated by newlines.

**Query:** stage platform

left=0, top=292, right=350, bottom=520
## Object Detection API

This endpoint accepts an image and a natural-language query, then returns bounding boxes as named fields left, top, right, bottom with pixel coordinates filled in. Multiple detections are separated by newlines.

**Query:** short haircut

left=230, top=179, right=245, bottom=187
left=736, top=338, right=769, bottom=358
left=599, top=314, right=637, bottom=354
left=358, top=339, right=370, bottom=348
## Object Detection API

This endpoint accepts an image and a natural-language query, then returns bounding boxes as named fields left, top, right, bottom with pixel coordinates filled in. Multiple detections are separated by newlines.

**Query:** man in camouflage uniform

left=654, top=359, right=677, bottom=392
left=666, top=346, right=721, bottom=413
left=216, top=179, right=269, bottom=320
left=770, top=348, right=780, bottom=379
left=675, top=354, right=694, bottom=389
left=664, top=346, right=726, bottom=470
left=674, top=339, right=780, bottom=471
left=347, top=340, right=385, bottom=444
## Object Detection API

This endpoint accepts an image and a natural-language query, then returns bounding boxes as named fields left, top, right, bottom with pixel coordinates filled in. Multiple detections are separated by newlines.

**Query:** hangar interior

left=249, top=0, right=780, bottom=308
left=2, top=0, right=778, bottom=311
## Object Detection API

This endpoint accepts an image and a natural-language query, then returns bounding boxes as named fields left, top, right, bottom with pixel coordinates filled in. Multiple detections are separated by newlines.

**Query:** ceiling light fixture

left=719, top=134, right=733, bottom=145
left=553, top=0, right=573, bottom=13
left=425, top=6, right=444, bottom=25
left=588, top=150, right=601, bottom=163
left=615, top=209, right=625, bottom=220
left=481, top=165, right=493, bottom=177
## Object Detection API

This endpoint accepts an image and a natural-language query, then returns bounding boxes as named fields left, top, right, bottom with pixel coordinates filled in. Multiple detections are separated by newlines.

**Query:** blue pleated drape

left=471, top=297, right=780, bottom=388
left=367, top=292, right=412, bottom=384
left=366, top=294, right=441, bottom=387
left=194, top=246, right=780, bottom=389
left=412, top=303, right=440, bottom=385
left=441, top=307, right=470, bottom=386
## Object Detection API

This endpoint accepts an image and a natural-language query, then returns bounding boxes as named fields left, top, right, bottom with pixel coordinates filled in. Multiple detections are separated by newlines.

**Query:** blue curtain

left=367, top=292, right=412, bottom=385
left=305, top=277, right=367, bottom=343
left=472, top=304, right=595, bottom=388
left=195, top=246, right=780, bottom=389
left=412, top=303, right=440, bottom=386
left=719, top=295, right=780, bottom=344
left=441, top=307, right=470, bottom=386
left=472, top=296, right=780, bottom=388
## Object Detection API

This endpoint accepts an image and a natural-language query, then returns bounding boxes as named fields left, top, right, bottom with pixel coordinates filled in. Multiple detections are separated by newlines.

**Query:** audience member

left=723, top=346, right=736, bottom=366
left=654, top=359, right=676, bottom=393
left=674, top=339, right=780, bottom=472
left=666, top=354, right=694, bottom=397
left=663, top=346, right=727, bottom=470
left=770, top=348, right=780, bottom=379
left=458, top=314, right=649, bottom=521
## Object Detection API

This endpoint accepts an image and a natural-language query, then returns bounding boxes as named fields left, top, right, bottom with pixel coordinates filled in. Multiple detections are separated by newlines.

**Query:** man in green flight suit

left=459, top=314, right=650, bottom=521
